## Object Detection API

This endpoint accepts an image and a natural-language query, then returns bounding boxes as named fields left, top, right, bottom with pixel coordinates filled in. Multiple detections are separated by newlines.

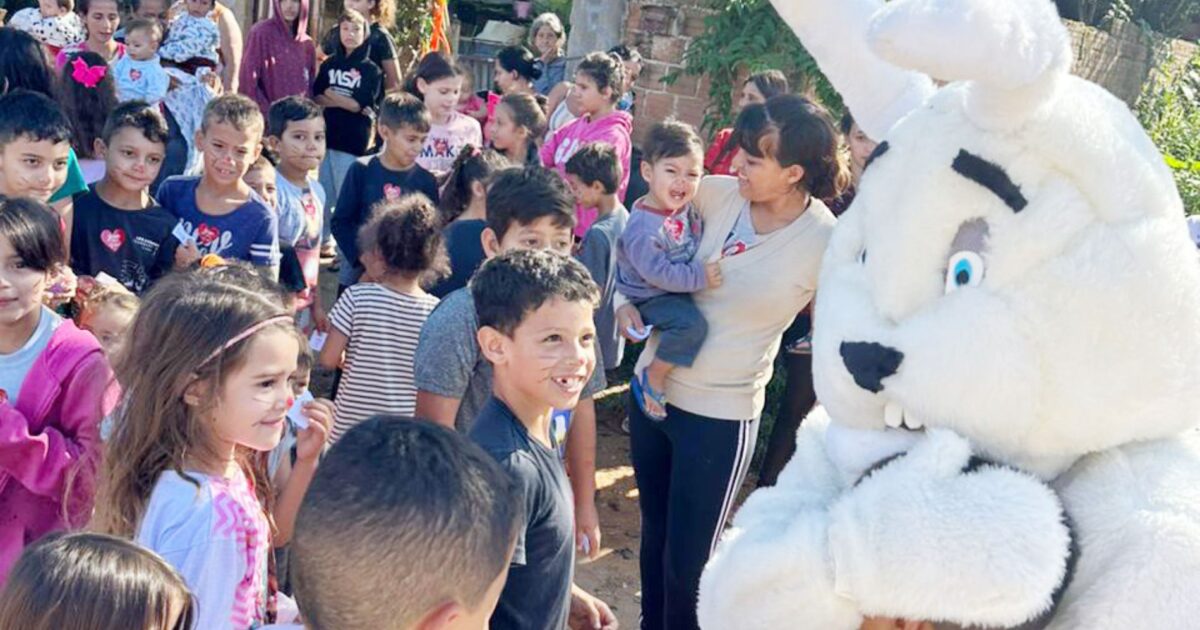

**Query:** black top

left=330, top=155, right=439, bottom=273
left=312, top=44, right=384, bottom=156
left=469, top=397, right=574, bottom=630
left=70, top=187, right=178, bottom=294
left=429, top=218, right=486, bottom=298
left=321, top=23, right=396, bottom=70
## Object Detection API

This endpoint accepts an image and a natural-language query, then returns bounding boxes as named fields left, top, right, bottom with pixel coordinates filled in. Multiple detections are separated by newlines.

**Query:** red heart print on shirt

left=383, top=183, right=403, bottom=200
left=664, top=218, right=685, bottom=243
left=100, top=228, right=125, bottom=252
left=130, top=68, right=142, bottom=81
left=196, top=224, right=220, bottom=246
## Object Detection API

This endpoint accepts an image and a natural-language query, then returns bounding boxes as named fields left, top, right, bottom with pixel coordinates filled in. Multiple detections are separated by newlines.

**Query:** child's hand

left=294, top=398, right=333, bottom=464
left=175, top=240, right=201, bottom=268
left=616, top=304, right=648, bottom=342
left=43, top=266, right=76, bottom=308
left=705, top=261, right=724, bottom=289
left=310, top=304, right=330, bottom=333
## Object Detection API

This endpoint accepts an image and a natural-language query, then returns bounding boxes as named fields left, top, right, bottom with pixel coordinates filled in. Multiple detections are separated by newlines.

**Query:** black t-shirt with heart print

left=70, top=186, right=178, bottom=295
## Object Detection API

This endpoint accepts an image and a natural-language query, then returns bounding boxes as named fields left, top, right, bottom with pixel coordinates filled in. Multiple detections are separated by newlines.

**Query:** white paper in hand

left=171, top=221, right=194, bottom=245
left=309, top=330, right=328, bottom=352
left=626, top=324, right=654, bottom=341
left=287, top=390, right=315, bottom=430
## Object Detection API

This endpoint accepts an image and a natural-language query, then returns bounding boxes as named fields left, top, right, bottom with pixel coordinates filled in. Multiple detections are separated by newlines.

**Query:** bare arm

left=567, top=396, right=600, bottom=558
left=217, top=6, right=242, bottom=93
left=381, top=59, right=402, bottom=93
left=415, top=390, right=460, bottom=429
left=317, top=328, right=349, bottom=370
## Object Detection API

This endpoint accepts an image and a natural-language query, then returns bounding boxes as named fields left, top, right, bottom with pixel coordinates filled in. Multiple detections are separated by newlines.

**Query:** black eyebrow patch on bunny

left=863, top=141, right=890, bottom=171
left=952, top=150, right=1028, bottom=212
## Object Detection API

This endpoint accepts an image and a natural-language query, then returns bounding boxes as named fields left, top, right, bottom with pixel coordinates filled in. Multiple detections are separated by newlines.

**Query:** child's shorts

left=634, top=292, right=708, bottom=368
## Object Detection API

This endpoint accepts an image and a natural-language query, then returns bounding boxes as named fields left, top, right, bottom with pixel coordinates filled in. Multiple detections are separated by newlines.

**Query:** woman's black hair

left=404, top=52, right=459, bottom=98
left=0, top=197, right=66, bottom=273
left=439, top=145, right=508, bottom=224
left=495, top=46, right=542, bottom=82
left=498, top=93, right=546, bottom=167
left=575, top=52, right=625, bottom=103
left=0, top=28, right=58, bottom=99
left=61, top=51, right=117, bottom=160
left=746, top=70, right=790, bottom=102
left=840, top=110, right=857, bottom=136
left=733, top=94, right=849, bottom=200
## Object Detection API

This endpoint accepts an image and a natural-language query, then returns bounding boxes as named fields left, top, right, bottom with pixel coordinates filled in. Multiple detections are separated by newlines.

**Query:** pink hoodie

left=239, top=0, right=317, bottom=115
left=541, top=110, right=633, bottom=236
left=0, top=321, right=116, bottom=583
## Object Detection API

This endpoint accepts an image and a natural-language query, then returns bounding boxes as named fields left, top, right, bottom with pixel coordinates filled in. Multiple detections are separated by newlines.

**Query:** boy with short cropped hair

left=267, top=96, right=328, bottom=329
left=314, top=9, right=383, bottom=252
left=414, top=166, right=608, bottom=562
left=330, top=92, right=439, bottom=290
left=469, top=249, right=617, bottom=630
left=0, top=91, right=73, bottom=203
left=566, top=142, right=629, bottom=371
left=291, top=416, right=522, bottom=630
left=156, top=94, right=280, bottom=278
left=70, top=101, right=177, bottom=294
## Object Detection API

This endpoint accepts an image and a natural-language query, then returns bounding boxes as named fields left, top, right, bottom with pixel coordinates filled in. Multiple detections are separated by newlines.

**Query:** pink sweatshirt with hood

left=0, top=321, right=116, bottom=583
left=541, top=110, right=633, bottom=236
left=239, top=0, right=318, bottom=115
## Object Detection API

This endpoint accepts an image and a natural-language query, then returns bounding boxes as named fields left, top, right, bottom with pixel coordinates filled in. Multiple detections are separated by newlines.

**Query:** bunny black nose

left=840, top=342, right=904, bottom=393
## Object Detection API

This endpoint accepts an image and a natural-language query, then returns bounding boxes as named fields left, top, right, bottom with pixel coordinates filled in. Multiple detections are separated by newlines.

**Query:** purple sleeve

left=622, top=218, right=707, bottom=294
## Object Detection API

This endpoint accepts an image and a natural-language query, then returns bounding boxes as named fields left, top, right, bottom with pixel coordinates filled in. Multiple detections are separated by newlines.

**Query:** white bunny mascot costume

left=697, top=0, right=1200, bottom=628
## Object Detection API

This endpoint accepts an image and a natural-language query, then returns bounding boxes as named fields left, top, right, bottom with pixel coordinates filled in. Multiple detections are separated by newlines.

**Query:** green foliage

left=1136, top=52, right=1200, bottom=215
left=667, top=0, right=841, bottom=138
left=391, top=0, right=433, bottom=70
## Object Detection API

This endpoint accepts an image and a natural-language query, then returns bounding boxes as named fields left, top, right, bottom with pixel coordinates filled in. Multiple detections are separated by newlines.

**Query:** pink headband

left=198, top=315, right=294, bottom=368
left=70, top=57, right=107, bottom=89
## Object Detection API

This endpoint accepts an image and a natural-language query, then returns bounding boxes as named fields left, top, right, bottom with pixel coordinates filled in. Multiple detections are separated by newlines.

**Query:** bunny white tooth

left=884, top=402, right=903, bottom=428
left=902, top=410, right=924, bottom=430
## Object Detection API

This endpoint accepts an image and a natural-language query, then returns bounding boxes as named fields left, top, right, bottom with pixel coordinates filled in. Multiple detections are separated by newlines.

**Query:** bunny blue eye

left=945, top=251, right=985, bottom=293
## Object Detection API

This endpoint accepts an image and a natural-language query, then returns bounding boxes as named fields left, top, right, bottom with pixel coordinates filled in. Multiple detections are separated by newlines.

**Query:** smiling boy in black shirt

left=469, top=249, right=618, bottom=630
left=71, top=101, right=177, bottom=294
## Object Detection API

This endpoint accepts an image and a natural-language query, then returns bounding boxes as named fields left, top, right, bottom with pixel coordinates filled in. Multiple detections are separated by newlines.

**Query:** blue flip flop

left=631, top=370, right=668, bottom=422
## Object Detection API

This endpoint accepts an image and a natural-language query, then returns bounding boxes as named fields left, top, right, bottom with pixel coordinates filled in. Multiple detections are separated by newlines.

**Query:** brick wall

left=623, top=2, right=1198, bottom=143
left=623, top=0, right=715, bottom=143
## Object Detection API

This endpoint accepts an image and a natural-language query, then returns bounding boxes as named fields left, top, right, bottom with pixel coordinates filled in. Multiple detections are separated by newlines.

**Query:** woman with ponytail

left=428, top=145, right=507, bottom=297
left=616, top=94, right=846, bottom=629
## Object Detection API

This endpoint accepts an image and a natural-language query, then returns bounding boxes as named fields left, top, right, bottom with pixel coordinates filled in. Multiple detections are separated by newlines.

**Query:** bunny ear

left=767, top=0, right=935, bottom=141
left=867, top=0, right=1072, bottom=129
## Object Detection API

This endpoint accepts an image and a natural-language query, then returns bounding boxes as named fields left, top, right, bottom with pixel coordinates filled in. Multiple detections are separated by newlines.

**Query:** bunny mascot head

left=698, top=1, right=1200, bottom=628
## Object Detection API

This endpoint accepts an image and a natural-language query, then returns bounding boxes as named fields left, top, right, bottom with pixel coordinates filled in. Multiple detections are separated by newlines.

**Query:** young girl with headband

left=92, top=269, right=332, bottom=628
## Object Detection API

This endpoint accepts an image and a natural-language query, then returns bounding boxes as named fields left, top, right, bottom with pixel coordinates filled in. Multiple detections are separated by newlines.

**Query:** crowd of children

left=0, top=1, right=885, bottom=627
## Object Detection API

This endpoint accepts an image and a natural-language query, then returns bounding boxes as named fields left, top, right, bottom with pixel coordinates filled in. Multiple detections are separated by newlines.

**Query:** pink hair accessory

left=198, top=315, right=294, bottom=368
left=70, top=57, right=107, bottom=88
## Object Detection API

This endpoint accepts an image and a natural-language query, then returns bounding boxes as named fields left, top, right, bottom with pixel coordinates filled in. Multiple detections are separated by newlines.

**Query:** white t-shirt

left=0, top=307, right=61, bottom=406
left=136, top=468, right=271, bottom=629
left=417, top=111, right=483, bottom=178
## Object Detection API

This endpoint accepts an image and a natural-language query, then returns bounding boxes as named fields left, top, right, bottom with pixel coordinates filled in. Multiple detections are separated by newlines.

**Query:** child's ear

left=640, top=159, right=654, bottom=182
left=193, top=129, right=205, bottom=150
left=93, top=138, right=107, bottom=160
left=481, top=227, right=501, bottom=258
left=470, top=180, right=487, bottom=201
left=182, top=378, right=211, bottom=408
left=416, top=77, right=428, bottom=94
left=477, top=326, right=510, bottom=366
left=414, top=600, right=465, bottom=630
left=265, top=135, right=279, bottom=153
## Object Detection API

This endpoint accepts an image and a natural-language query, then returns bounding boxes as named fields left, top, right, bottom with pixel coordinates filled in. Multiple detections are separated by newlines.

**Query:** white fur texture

left=700, top=0, right=1200, bottom=627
